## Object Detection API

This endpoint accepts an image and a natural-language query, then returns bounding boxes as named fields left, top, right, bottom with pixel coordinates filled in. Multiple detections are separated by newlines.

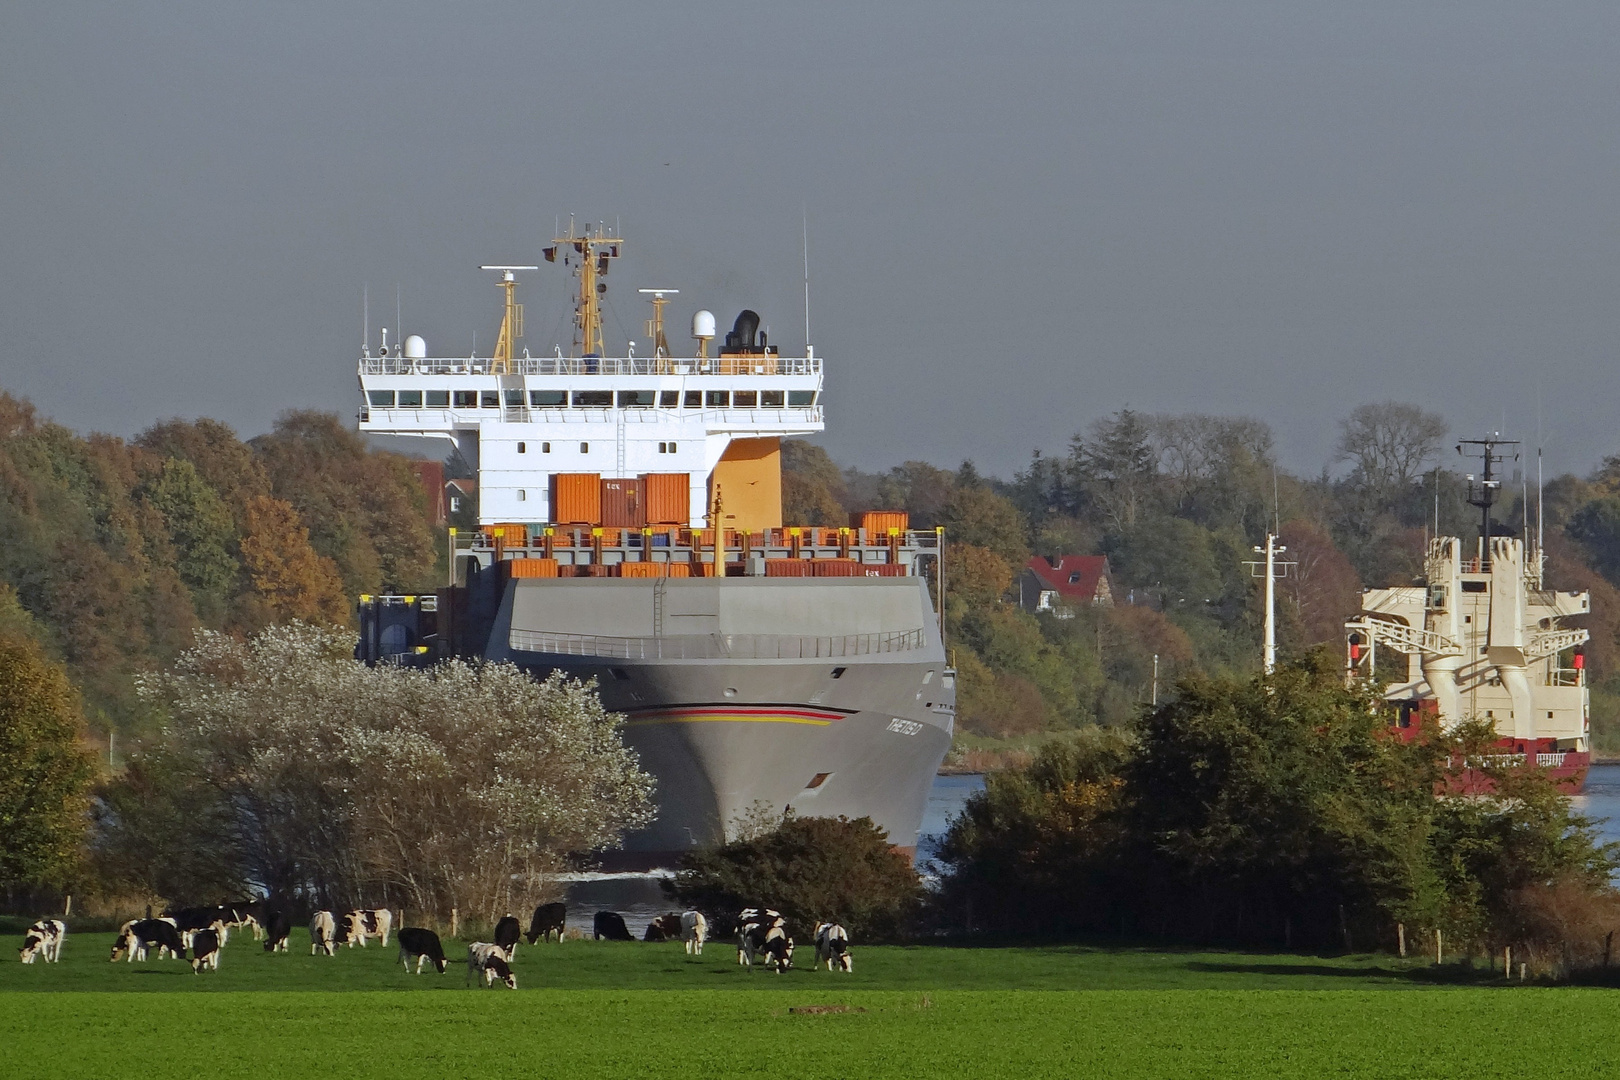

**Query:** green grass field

left=5, top=924, right=1618, bottom=1078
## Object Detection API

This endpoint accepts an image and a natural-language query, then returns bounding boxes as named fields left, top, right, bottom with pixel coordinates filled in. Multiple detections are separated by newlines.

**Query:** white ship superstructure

left=357, top=223, right=821, bottom=532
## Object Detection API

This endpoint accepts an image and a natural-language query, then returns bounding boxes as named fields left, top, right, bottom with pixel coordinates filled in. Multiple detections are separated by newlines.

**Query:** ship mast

left=544, top=220, right=622, bottom=356
left=481, top=266, right=537, bottom=374
left=1458, top=435, right=1520, bottom=549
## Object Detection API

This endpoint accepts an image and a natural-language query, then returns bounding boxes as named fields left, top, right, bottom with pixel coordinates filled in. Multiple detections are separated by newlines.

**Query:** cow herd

left=15, top=901, right=854, bottom=982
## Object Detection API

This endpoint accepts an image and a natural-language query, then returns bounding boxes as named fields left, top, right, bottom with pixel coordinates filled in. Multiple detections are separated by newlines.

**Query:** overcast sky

left=3, top=2, right=1618, bottom=478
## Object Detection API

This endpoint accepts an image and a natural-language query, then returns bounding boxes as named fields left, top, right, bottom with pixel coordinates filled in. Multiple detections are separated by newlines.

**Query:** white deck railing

left=359, top=355, right=821, bottom=377
left=508, top=628, right=926, bottom=660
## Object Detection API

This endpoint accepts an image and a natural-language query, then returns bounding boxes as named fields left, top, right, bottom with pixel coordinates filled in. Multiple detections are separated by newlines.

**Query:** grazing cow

left=112, top=919, right=186, bottom=963
left=224, top=900, right=266, bottom=940
left=525, top=902, right=566, bottom=945
left=166, top=908, right=229, bottom=950
left=593, top=911, right=633, bottom=941
left=681, top=911, right=708, bottom=955
left=643, top=914, right=684, bottom=942
left=466, top=942, right=517, bottom=989
left=189, top=929, right=221, bottom=973
left=397, top=927, right=447, bottom=974
left=492, top=914, right=521, bottom=960
left=310, top=911, right=337, bottom=956
left=19, top=919, right=65, bottom=964
left=760, top=924, right=794, bottom=974
left=262, top=909, right=293, bottom=953
left=339, top=908, right=393, bottom=949
left=735, top=908, right=784, bottom=968
left=814, top=923, right=852, bottom=972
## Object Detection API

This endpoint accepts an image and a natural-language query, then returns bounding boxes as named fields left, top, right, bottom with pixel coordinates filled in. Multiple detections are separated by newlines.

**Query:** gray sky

left=3, top=2, right=1618, bottom=478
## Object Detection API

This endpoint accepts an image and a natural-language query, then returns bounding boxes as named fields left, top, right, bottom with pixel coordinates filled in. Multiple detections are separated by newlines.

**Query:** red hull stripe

left=626, top=705, right=849, bottom=727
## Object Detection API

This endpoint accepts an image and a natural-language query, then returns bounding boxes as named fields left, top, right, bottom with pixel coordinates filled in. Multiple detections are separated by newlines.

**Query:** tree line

left=785, top=402, right=1620, bottom=752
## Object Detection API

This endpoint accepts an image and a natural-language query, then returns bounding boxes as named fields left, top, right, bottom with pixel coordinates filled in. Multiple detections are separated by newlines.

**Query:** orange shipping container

left=854, top=511, right=909, bottom=536
left=812, top=559, right=863, bottom=577
left=765, top=559, right=813, bottom=577
left=601, top=478, right=646, bottom=528
left=665, top=561, right=692, bottom=578
left=618, top=561, right=664, bottom=578
left=486, top=523, right=530, bottom=546
left=584, top=563, right=616, bottom=577
left=507, top=557, right=559, bottom=578
left=553, top=474, right=601, bottom=524
left=642, top=473, right=690, bottom=525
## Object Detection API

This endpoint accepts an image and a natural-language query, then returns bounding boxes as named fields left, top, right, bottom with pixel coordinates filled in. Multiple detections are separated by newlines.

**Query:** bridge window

left=572, top=390, right=612, bottom=407
left=706, top=390, right=730, bottom=408
left=684, top=390, right=702, bottom=408
left=788, top=390, right=815, bottom=407
left=397, top=390, right=423, bottom=408
left=481, top=391, right=500, bottom=408
left=517, top=489, right=526, bottom=501
left=660, top=391, right=679, bottom=407
left=427, top=390, right=450, bottom=408
left=367, top=390, right=395, bottom=407
left=518, top=442, right=526, bottom=454
left=618, top=390, right=655, bottom=408
left=658, top=442, right=678, bottom=454
left=580, top=442, right=589, bottom=453
left=530, top=390, right=566, bottom=407
left=505, top=389, right=525, bottom=408
left=454, top=390, right=478, bottom=408
left=761, top=390, right=785, bottom=408
left=542, top=442, right=551, bottom=453
left=733, top=390, right=758, bottom=408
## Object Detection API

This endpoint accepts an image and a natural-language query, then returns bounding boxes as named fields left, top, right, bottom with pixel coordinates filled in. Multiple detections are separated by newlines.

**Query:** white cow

left=736, top=908, right=783, bottom=968
left=814, top=922, right=852, bottom=972
left=18, top=919, right=65, bottom=964
left=340, top=909, right=393, bottom=948
left=681, top=911, right=708, bottom=956
left=310, top=911, right=337, bottom=956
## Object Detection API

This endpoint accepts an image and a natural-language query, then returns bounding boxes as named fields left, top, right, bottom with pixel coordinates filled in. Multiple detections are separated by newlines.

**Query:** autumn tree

left=0, top=617, right=95, bottom=889
left=238, top=496, right=348, bottom=625
left=781, top=441, right=845, bottom=525
left=1334, top=402, right=1447, bottom=506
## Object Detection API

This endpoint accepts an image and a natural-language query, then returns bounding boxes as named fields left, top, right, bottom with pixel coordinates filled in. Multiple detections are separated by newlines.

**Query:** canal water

left=566, top=764, right=1620, bottom=937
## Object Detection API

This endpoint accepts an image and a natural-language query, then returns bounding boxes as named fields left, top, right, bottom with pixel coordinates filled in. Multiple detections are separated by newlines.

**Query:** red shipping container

left=642, top=473, right=690, bottom=525
left=507, top=557, right=559, bottom=578
left=764, top=558, right=814, bottom=577
left=860, top=563, right=909, bottom=577
left=553, top=474, right=601, bottom=524
left=601, top=478, right=646, bottom=528
left=812, top=559, right=863, bottom=577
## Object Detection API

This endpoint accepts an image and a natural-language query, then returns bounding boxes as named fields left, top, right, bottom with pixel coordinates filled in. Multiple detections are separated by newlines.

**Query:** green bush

left=664, top=812, right=922, bottom=940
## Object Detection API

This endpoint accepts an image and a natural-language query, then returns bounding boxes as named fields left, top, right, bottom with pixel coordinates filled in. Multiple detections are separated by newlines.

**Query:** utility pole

left=1245, top=534, right=1295, bottom=675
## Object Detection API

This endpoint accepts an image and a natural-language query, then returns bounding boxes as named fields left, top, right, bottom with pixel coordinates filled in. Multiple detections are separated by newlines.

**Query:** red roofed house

left=1020, top=555, right=1113, bottom=616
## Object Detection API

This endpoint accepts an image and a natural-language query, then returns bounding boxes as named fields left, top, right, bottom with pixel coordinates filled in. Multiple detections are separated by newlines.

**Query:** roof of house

left=445, top=476, right=477, bottom=494
left=1024, top=554, right=1110, bottom=600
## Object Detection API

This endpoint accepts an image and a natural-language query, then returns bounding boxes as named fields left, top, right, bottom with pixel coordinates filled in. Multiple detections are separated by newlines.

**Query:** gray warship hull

left=479, top=575, right=954, bottom=867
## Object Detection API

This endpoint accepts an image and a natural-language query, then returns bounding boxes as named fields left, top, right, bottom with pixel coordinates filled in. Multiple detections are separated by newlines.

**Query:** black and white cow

left=465, top=942, right=517, bottom=989
left=18, top=919, right=65, bottom=964
left=681, top=911, right=708, bottom=955
left=643, top=914, right=684, bottom=942
left=814, top=922, right=852, bottom=972
left=735, top=908, right=784, bottom=968
left=262, top=909, right=293, bottom=953
left=593, top=911, right=633, bottom=941
left=112, top=919, right=186, bottom=963
left=189, top=929, right=221, bottom=973
left=760, top=924, right=794, bottom=974
left=492, top=915, right=521, bottom=960
left=339, top=909, right=393, bottom=948
left=525, top=902, right=566, bottom=945
left=310, top=911, right=337, bottom=956
left=397, top=927, right=448, bottom=974
left=166, top=907, right=228, bottom=950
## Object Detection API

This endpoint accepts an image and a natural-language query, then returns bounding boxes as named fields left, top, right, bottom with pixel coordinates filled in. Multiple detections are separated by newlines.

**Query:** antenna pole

left=362, top=284, right=369, bottom=355
left=802, top=209, right=812, bottom=357
left=1245, top=534, right=1294, bottom=676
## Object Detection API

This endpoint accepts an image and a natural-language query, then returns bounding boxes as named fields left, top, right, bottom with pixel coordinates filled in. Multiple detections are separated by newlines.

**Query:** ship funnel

left=726, top=309, right=760, bottom=350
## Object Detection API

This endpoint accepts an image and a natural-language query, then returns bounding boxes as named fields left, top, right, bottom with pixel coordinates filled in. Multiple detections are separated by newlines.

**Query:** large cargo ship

left=354, top=223, right=954, bottom=866
left=1345, top=436, right=1591, bottom=789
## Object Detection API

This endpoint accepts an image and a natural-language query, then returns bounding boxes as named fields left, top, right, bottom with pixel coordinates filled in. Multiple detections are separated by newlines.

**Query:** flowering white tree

left=108, top=623, right=654, bottom=920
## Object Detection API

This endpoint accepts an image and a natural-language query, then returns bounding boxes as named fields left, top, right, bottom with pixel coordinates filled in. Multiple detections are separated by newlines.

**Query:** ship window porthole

left=518, top=442, right=526, bottom=453
left=542, top=442, right=551, bottom=453
left=517, top=490, right=526, bottom=502
left=580, top=442, right=589, bottom=453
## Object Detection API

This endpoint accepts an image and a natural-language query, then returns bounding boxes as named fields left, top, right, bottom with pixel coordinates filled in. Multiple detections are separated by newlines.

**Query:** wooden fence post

left=1503, top=946, right=1511, bottom=976
left=1397, top=923, right=1405, bottom=958
left=451, top=907, right=458, bottom=940
left=1435, top=928, right=1443, bottom=965
left=63, top=894, right=72, bottom=918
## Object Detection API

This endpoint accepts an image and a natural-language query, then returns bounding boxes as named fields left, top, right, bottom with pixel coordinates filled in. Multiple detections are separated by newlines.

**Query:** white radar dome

left=692, top=310, right=716, bottom=339
left=403, top=335, right=427, bottom=359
